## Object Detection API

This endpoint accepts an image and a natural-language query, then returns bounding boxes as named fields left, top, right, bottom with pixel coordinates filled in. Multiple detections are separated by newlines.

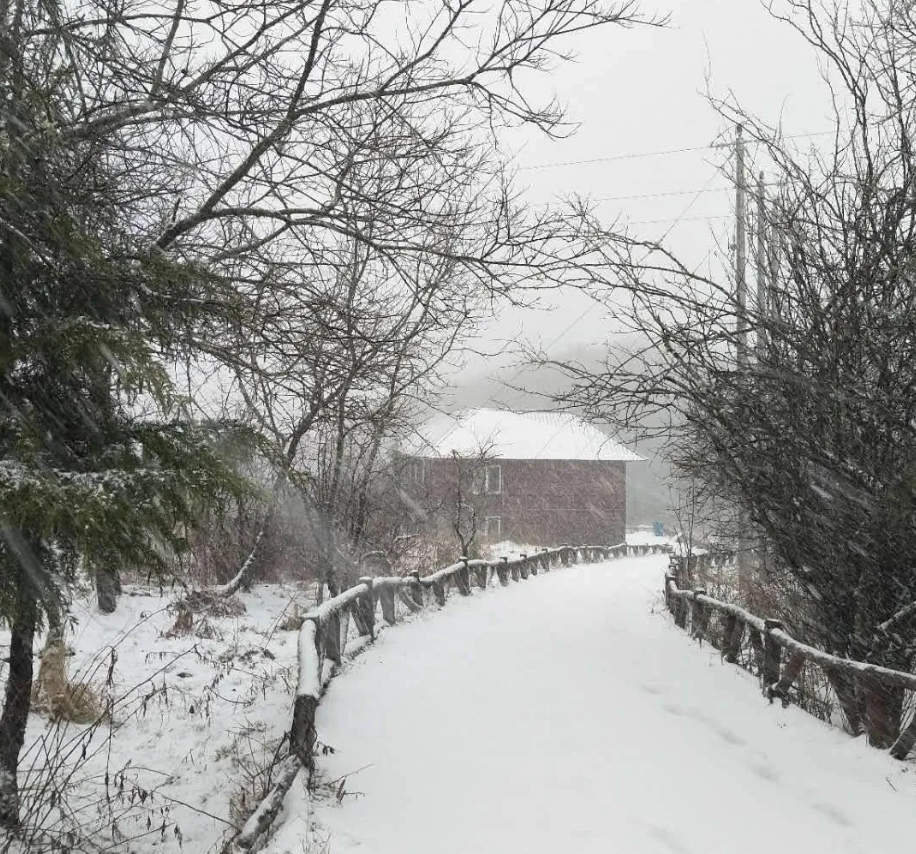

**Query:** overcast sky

left=454, top=0, right=833, bottom=396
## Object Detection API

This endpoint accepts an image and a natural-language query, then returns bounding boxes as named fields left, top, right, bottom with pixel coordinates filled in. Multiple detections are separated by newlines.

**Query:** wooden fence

left=226, top=541, right=666, bottom=853
left=664, top=554, right=916, bottom=762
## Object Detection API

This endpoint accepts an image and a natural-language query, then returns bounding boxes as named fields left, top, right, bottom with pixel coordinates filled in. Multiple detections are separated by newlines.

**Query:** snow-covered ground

left=9, top=583, right=313, bottom=853
left=295, top=555, right=916, bottom=854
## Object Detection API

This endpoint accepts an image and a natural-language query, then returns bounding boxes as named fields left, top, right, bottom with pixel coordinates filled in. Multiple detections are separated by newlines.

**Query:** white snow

left=5, top=583, right=311, bottom=854
left=297, top=618, right=322, bottom=699
left=300, top=555, right=916, bottom=854
left=404, top=408, right=643, bottom=461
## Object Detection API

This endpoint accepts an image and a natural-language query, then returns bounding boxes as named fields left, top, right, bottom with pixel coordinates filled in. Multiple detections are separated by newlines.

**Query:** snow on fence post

left=324, top=610, right=342, bottom=664
left=456, top=557, right=471, bottom=595
left=379, top=583, right=397, bottom=625
left=519, top=554, right=530, bottom=579
left=290, top=617, right=321, bottom=772
left=691, top=589, right=709, bottom=640
left=497, top=557, right=510, bottom=585
left=724, top=613, right=743, bottom=664
left=763, top=619, right=783, bottom=689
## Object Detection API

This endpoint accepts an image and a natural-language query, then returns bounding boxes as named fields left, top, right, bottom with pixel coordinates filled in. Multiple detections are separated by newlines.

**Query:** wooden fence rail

left=664, top=558, right=916, bottom=763
left=226, top=541, right=667, bottom=853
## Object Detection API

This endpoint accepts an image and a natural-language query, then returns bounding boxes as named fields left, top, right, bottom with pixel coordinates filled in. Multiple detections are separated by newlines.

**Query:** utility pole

left=735, top=125, right=748, bottom=369
left=734, top=125, right=751, bottom=596
left=756, top=171, right=767, bottom=360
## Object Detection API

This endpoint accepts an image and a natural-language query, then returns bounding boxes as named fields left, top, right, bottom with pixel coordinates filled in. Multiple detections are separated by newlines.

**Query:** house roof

left=404, top=408, right=643, bottom=462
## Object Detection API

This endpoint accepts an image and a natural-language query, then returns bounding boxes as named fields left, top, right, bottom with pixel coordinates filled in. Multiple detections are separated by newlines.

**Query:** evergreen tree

left=0, top=5, right=249, bottom=827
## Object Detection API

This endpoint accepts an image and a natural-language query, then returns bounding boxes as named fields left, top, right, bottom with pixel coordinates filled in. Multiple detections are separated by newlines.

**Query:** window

left=471, top=463, right=501, bottom=494
left=485, top=464, right=502, bottom=495
left=485, top=516, right=501, bottom=540
left=407, top=459, right=424, bottom=484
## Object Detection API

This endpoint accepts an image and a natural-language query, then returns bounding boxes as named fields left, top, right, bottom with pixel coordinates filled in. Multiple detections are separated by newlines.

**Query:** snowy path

left=304, top=556, right=916, bottom=854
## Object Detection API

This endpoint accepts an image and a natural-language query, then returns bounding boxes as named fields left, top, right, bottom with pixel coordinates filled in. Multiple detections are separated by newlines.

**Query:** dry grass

left=164, top=591, right=247, bottom=638
left=32, top=643, right=107, bottom=725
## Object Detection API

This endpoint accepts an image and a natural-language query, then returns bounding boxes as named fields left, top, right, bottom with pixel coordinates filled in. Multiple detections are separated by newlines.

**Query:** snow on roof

left=404, top=408, right=643, bottom=462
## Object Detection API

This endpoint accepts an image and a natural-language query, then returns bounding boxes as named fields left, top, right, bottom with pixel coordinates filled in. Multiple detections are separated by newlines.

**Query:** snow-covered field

left=9, top=583, right=313, bottom=853
left=295, top=555, right=916, bottom=854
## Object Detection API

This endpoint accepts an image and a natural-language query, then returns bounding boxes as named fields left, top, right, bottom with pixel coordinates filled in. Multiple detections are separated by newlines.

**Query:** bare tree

left=540, top=0, right=916, bottom=747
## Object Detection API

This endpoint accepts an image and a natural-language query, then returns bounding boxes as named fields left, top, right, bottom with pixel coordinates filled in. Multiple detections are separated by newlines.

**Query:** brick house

left=401, top=409, right=641, bottom=547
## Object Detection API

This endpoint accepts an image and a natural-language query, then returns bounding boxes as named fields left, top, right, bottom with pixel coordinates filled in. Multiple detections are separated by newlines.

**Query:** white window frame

left=485, top=464, right=502, bottom=495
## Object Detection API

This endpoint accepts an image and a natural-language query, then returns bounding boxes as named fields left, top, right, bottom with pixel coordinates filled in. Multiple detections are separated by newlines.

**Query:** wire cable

left=519, top=130, right=833, bottom=172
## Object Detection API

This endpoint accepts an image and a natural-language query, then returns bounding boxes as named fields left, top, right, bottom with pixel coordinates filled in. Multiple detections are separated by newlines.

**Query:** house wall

left=409, top=457, right=627, bottom=547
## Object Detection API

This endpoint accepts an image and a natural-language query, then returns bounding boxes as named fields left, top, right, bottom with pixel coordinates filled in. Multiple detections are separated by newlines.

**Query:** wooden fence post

left=409, top=570, right=424, bottom=609
left=691, top=589, right=709, bottom=640
left=664, top=574, right=676, bottom=614
left=769, top=651, right=805, bottom=706
left=358, top=577, right=376, bottom=638
left=748, top=628, right=764, bottom=675
left=823, top=666, right=863, bottom=736
left=323, top=609, right=342, bottom=665
left=560, top=545, right=570, bottom=567
left=456, top=557, right=471, bottom=595
left=379, top=584, right=396, bottom=624
left=763, top=619, right=783, bottom=689
left=497, top=557, right=509, bottom=585
left=519, top=554, right=530, bottom=579
left=541, top=549, right=550, bottom=573
left=510, top=559, right=520, bottom=582
left=861, top=673, right=904, bottom=749
left=290, top=617, right=320, bottom=771
left=674, top=593, right=688, bottom=629
left=474, top=563, right=489, bottom=589
left=724, top=614, right=743, bottom=664
left=397, top=587, right=422, bottom=613
left=432, top=577, right=446, bottom=606
left=890, top=713, right=916, bottom=760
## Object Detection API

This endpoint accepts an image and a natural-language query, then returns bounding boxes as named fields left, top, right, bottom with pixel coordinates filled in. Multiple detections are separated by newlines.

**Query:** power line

left=628, top=213, right=731, bottom=228
left=531, top=185, right=740, bottom=207
left=522, top=143, right=723, bottom=171
left=519, top=130, right=833, bottom=172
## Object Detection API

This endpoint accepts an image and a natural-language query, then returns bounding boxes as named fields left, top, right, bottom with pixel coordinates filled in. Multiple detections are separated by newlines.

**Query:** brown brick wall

left=408, top=457, right=626, bottom=546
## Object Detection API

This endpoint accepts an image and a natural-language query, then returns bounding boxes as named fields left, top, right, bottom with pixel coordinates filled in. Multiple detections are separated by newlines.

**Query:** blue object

left=653, top=521, right=665, bottom=537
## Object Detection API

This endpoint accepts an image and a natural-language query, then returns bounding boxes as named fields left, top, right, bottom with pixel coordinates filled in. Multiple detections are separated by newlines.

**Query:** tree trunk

left=96, top=564, right=120, bottom=613
left=0, top=600, right=36, bottom=829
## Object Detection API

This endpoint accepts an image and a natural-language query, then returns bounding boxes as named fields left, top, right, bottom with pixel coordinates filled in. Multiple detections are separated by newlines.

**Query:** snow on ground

left=7, top=582, right=314, bottom=854
left=626, top=529, right=670, bottom=547
left=297, top=555, right=916, bottom=854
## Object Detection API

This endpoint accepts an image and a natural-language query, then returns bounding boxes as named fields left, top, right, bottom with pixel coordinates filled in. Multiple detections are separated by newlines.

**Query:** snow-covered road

left=303, top=556, right=916, bottom=854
